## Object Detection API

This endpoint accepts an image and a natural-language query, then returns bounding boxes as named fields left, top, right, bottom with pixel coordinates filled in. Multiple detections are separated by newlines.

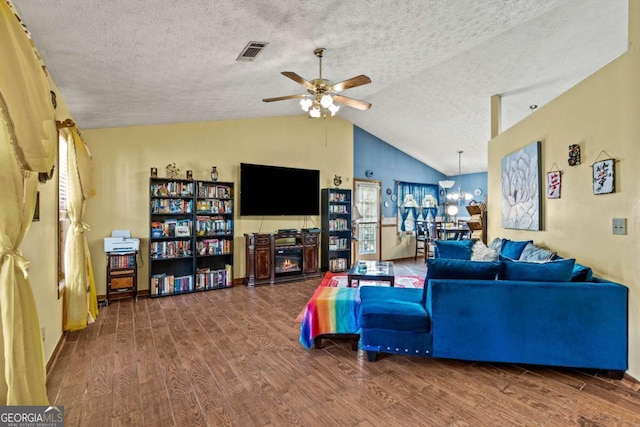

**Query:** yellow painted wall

left=382, top=225, right=416, bottom=260
left=81, top=115, right=353, bottom=297
left=488, top=3, right=640, bottom=379
left=20, top=175, right=62, bottom=362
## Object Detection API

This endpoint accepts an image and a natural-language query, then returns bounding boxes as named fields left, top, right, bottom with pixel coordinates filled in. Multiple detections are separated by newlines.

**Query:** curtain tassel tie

left=72, top=221, right=90, bottom=234
left=0, top=248, right=30, bottom=279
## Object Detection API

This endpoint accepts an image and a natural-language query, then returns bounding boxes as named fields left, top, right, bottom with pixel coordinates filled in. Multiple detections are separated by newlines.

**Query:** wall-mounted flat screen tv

left=240, top=163, right=320, bottom=216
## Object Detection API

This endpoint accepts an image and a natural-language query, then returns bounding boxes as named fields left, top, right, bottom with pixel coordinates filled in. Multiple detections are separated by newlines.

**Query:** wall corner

left=629, top=0, right=640, bottom=53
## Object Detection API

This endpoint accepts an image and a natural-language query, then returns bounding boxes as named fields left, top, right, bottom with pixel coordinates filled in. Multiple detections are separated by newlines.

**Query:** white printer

left=104, top=230, right=140, bottom=253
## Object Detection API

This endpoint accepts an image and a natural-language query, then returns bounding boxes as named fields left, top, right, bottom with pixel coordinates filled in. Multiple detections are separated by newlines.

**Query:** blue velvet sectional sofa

left=358, top=239, right=628, bottom=378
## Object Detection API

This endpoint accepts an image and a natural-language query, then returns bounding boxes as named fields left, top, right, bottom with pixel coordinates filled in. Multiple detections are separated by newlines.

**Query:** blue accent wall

left=452, top=172, right=488, bottom=199
left=354, top=126, right=488, bottom=219
left=354, top=126, right=447, bottom=218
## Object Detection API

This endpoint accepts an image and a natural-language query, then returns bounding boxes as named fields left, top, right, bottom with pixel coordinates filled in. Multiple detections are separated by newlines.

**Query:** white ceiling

left=14, top=0, right=628, bottom=176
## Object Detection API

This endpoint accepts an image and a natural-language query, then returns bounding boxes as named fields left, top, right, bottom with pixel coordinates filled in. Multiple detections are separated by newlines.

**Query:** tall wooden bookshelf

left=321, top=188, right=352, bottom=272
left=194, top=180, right=234, bottom=291
left=149, top=178, right=234, bottom=297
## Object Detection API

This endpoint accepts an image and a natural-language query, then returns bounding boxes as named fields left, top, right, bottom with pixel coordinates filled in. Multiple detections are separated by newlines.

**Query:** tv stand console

left=244, top=231, right=321, bottom=286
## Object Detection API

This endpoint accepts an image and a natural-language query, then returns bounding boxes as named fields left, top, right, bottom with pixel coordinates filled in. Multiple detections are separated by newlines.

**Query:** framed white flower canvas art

left=501, top=141, right=542, bottom=230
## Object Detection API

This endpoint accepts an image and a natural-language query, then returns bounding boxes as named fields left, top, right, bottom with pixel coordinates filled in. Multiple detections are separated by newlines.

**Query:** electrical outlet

left=40, top=325, right=45, bottom=342
left=612, top=218, right=627, bottom=235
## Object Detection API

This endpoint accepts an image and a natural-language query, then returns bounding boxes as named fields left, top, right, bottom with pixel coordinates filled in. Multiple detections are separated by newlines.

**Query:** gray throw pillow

left=488, top=237, right=504, bottom=253
left=518, top=242, right=556, bottom=263
left=471, top=241, right=499, bottom=261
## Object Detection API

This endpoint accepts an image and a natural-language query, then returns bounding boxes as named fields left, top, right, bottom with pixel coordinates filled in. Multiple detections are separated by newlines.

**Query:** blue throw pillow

left=500, top=239, right=533, bottom=260
left=427, top=258, right=502, bottom=280
left=571, top=263, right=594, bottom=282
left=501, top=257, right=576, bottom=282
left=434, top=239, right=475, bottom=260
left=423, top=258, right=502, bottom=303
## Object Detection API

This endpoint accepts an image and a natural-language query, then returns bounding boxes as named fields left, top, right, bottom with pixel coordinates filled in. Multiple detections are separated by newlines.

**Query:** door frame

left=353, top=178, right=382, bottom=261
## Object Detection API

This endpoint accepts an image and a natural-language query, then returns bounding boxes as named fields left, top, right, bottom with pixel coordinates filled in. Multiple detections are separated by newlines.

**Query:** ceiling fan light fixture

left=300, top=98, right=313, bottom=111
left=263, top=48, right=372, bottom=118
left=309, top=107, right=321, bottom=118
left=320, top=94, right=333, bottom=108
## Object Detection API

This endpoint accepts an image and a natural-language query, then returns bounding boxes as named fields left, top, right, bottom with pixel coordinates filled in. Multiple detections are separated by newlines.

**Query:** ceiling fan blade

left=262, top=94, right=307, bottom=103
left=330, top=75, right=372, bottom=92
left=333, top=94, right=372, bottom=111
left=281, top=71, right=316, bottom=91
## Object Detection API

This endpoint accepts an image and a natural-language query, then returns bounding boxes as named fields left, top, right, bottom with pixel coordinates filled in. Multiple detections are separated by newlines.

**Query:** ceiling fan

left=262, top=48, right=372, bottom=118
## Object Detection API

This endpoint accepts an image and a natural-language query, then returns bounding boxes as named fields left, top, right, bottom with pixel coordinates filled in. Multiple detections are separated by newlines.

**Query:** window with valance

left=396, top=181, right=439, bottom=233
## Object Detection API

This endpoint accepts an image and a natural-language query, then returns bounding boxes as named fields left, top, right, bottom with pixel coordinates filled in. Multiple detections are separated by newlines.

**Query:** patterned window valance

left=1, top=0, right=57, bottom=173
left=395, top=181, right=439, bottom=233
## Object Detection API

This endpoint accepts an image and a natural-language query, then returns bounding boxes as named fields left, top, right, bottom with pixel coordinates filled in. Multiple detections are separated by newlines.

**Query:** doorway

left=354, top=179, right=381, bottom=261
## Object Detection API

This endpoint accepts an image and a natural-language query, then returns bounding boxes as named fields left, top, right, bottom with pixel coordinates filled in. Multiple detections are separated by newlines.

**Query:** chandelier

left=446, top=150, right=473, bottom=204
left=300, top=94, right=340, bottom=118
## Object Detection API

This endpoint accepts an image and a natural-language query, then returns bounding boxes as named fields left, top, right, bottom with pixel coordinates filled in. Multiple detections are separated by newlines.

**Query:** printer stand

left=106, top=251, right=137, bottom=304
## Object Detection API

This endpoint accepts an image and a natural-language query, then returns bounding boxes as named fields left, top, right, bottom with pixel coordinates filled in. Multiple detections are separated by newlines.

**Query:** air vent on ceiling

left=236, top=41, right=269, bottom=61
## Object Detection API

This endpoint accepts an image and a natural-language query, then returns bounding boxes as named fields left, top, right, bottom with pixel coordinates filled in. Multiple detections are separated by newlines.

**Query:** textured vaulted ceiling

left=14, top=0, right=628, bottom=175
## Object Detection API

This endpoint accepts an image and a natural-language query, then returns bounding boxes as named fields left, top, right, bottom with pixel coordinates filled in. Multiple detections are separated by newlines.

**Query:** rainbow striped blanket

left=299, top=286, right=360, bottom=350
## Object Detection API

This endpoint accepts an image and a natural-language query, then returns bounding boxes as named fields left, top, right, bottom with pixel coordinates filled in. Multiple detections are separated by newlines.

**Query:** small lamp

left=439, top=180, right=455, bottom=189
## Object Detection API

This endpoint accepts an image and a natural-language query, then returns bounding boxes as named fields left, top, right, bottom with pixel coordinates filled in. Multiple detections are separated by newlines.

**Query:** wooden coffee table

left=347, top=260, right=395, bottom=287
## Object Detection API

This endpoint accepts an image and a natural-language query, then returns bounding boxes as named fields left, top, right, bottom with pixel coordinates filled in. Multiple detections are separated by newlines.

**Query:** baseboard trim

left=623, top=372, right=640, bottom=387
left=45, top=331, right=67, bottom=378
left=97, top=289, right=150, bottom=305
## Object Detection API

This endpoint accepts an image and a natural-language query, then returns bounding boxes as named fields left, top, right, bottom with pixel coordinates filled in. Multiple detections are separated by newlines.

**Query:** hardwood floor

left=47, top=259, right=640, bottom=426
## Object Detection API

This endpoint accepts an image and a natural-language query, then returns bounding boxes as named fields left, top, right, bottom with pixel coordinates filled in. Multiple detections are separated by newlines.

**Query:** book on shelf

left=175, top=219, right=192, bottom=237
left=151, top=273, right=194, bottom=295
left=151, top=221, right=164, bottom=238
left=196, top=216, right=233, bottom=236
left=163, top=219, right=177, bottom=237
left=150, top=240, right=192, bottom=259
left=196, top=238, right=232, bottom=256
left=196, top=199, right=232, bottom=214
left=329, top=218, right=348, bottom=231
left=329, top=258, right=347, bottom=271
left=150, top=181, right=194, bottom=198
left=151, top=199, right=193, bottom=214
left=109, top=253, right=135, bottom=269
left=328, top=192, right=348, bottom=203
left=328, top=236, right=349, bottom=251
left=197, top=182, right=232, bottom=199
left=195, top=266, right=232, bottom=290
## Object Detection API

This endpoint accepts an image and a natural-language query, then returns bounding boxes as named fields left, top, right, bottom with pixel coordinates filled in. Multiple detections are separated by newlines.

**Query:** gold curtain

left=0, top=118, right=49, bottom=405
left=63, top=127, right=97, bottom=331
left=0, top=0, right=60, bottom=405
left=0, top=1, right=56, bottom=172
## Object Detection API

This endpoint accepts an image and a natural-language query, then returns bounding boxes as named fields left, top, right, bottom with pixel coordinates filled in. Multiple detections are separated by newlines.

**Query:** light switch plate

left=612, top=218, right=627, bottom=235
